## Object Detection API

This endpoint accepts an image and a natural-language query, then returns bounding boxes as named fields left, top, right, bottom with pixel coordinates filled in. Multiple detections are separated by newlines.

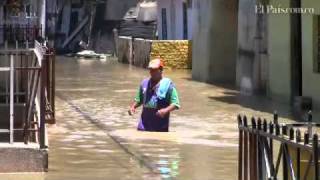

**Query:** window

left=161, top=8, right=167, bottom=40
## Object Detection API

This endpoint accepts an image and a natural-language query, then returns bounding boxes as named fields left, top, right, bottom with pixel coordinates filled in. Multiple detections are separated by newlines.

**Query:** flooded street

left=47, top=56, right=298, bottom=180
left=0, top=56, right=297, bottom=180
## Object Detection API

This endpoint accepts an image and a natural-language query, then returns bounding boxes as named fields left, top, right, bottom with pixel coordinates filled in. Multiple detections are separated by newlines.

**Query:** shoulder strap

left=141, top=78, right=150, bottom=105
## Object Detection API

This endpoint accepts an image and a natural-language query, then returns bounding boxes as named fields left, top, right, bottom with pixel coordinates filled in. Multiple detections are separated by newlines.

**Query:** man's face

left=149, top=68, right=162, bottom=81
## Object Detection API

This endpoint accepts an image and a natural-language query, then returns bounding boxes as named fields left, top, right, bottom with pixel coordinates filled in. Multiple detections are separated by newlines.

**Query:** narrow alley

left=44, top=57, right=296, bottom=180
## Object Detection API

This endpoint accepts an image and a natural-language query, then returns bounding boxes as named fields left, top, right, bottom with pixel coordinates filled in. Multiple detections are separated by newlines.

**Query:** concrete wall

left=187, top=4, right=193, bottom=40
left=267, top=0, right=292, bottom=103
left=61, top=0, right=71, bottom=36
left=237, top=0, right=269, bottom=95
left=157, top=0, right=192, bottom=40
left=301, top=0, right=320, bottom=109
left=191, top=0, right=238, bottom=84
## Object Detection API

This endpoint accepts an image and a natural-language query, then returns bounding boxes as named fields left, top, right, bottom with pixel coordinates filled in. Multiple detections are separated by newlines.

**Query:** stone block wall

left=150, top=40, right=192, bottom=69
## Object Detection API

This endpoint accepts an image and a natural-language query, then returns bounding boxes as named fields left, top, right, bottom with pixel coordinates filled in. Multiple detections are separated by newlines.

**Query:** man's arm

left=157, top=87, right=180, bottom=118
left=129, top=86, right=143, bottom=115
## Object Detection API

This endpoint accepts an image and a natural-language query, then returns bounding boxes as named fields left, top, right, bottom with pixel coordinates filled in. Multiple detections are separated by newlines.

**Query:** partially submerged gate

left=0, top=40, right=55, bottom=172
left=238, top=112, right=320, bottom=180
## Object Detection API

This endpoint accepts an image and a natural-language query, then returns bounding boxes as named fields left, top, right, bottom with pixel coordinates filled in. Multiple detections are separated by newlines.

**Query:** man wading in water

left=129, top=58, right=180, bottom=132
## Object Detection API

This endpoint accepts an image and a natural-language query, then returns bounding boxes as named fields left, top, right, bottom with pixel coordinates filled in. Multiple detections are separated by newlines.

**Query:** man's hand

left=156, top=104, right=178, bottom=118
left=128, top=106, right=136, bottom=116
left=129, top=102, right=141, bottom=116
left=156, top=108, right=169, bottom=118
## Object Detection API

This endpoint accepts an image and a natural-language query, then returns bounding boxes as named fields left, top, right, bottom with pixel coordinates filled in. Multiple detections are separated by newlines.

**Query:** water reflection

left=157, top=159, right=180, bottom=179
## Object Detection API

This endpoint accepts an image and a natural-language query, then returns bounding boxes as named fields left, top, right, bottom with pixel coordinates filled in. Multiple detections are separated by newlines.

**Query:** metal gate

left=238, top=112, right=320, bottom=180
left=0, top=40, right=55, bottom=149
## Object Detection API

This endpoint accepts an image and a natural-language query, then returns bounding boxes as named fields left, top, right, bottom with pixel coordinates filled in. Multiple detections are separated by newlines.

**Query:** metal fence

left=0, top=25, right=41, bottom=46
left=238, top=112, right=320, bottom=180
left=0, top=40, right=55, bottom=149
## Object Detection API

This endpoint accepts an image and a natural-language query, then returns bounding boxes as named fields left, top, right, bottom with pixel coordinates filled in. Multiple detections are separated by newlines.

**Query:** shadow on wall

left=208, top=91, right=300, bottom=122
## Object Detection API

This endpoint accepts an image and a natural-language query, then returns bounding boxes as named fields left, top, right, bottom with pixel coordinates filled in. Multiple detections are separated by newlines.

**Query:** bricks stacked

left=150, top=40, right=192, bottom=69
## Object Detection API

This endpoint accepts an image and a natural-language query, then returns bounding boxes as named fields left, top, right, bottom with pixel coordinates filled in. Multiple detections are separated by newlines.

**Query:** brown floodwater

left=0, top=56, right=299, bottom=180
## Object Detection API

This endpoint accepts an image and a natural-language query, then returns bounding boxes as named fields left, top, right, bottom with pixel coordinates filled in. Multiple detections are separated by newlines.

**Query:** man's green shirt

left=134, top=86, right=180, bottom=109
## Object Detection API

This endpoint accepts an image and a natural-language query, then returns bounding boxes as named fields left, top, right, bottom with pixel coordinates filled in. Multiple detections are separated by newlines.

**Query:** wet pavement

left=0, top=56, right=300, bottom=180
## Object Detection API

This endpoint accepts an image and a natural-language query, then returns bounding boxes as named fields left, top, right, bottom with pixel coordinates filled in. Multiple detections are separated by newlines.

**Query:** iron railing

left=0, top=40, right=55, bottom=149
left=0, top=25, right=41, bottom=46
left=238, top=112, right=320, bottom=180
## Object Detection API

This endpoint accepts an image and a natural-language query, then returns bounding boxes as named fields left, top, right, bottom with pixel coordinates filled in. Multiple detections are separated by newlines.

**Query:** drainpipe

left=40, top=0, right=46, bottom=38
left=290, top=0, right=302, bottom=100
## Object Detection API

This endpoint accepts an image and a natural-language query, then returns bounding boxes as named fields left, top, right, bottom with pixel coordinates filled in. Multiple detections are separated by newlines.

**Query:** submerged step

left=0, top=143, right=48, bottom=172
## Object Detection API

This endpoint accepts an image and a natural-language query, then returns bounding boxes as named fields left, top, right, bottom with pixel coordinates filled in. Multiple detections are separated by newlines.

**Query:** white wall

left=187, top=6, right=193, bottom=39
left=157, top=0, right=192, bottom=40
left=301, top=0, right=320, bottom=109
left=192, top=0, right=238, bottom=83
left=157, top=0, right=172, bottom=39
left=174, top=0, right=183, bottom=39
left=40, top=0, right=46, bottom=37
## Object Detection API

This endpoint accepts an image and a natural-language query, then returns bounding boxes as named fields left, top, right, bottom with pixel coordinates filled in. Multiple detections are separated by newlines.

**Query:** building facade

left=191, top=0, right=238, bottom=84
left=267, top=0, right=320, bottom=109
left=157, top=0, right=193, bottom=40
left=191, top=0, right=320, bottom=111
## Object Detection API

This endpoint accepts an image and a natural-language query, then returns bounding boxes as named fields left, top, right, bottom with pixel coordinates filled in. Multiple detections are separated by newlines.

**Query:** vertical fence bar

left=296, top=129, right=301, bottom=180
left=238, top=115, right=243, bottom=180
left=305, top=132, right=310, bottom=145
left=5, top=45, right=9, bottom=104
left=250, top=118, right=254, bottom=180
left=51, top=49, right=55, bottom=121
left=252, top=117, right=258, bottom=180
left=282, top=125, right=288, bottom=180
left=39, top=55, right=47, bottom=149
left=244, top=116, right=248, bottom=180
left=308, top=112, right=313, bottom=137
left=274, top=111, right=278, bottom=125
left=257, top=118, right=263, bottom=180
left=289, top=128, right=294, bottom=140
left=9, top=54, right=14, bottom=144
left=314, top=134, right=319, bottom=180
left=24, top=53, right=29, bottom=144
left=269, top=122, right=274, bottom=164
